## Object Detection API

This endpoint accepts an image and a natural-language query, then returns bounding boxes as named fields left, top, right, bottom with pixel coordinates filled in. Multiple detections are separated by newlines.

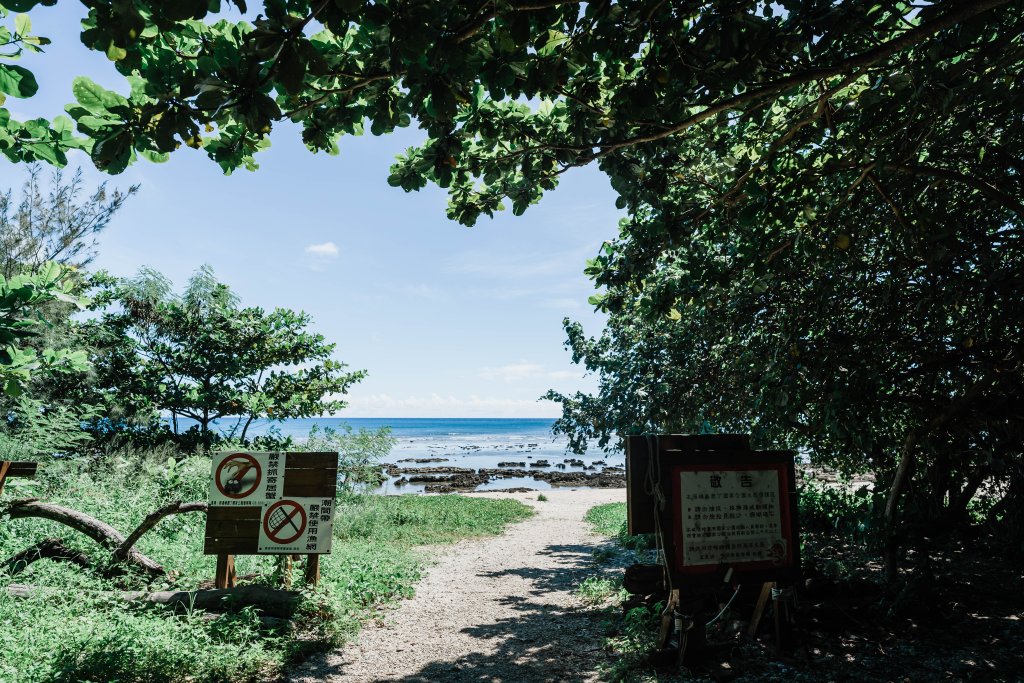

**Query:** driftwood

left=4, top=498, right=207, bottom=578
left=6, top=583, right=300, bottom=618
left=1, top=538, right=92, bottom=576
left=110, top=500, right=208, bottom=566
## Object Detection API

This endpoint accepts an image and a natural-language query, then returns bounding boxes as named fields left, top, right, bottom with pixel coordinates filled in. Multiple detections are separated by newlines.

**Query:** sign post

left=204, top=451, right=338, bottom=587
left=624, top=436, right=801, bottom=662
left=0, top=461, right=37, bottom=497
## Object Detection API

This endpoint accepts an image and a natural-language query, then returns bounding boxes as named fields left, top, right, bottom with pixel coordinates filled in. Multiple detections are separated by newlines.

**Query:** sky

left=3, top=5, right=623, bottom=418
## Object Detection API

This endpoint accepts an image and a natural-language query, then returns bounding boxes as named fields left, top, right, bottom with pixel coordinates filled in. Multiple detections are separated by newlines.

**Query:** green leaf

left=72, top=76, right=129, bottom=115
left=106, top=41, right=128, bottom=62
left=0, top=63, right=37, bottom=98
left=14, top=12, right=30, bottom=37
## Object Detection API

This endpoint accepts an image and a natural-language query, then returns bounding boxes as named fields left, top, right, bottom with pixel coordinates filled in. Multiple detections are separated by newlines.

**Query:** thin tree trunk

left=110, top=500, right=207, bottom=566
left=240, top=414, right=256, bottom=442
left=6, top=584, right=300, bottom=618
left=883, top=380, right=990, bottom=583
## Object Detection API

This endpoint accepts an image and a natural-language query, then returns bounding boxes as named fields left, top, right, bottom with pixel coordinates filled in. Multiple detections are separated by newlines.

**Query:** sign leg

left=281, top=555, right=294, bottom=588
left=215, top=553, right=236, bottom=589
left=0, top=461, right=11, bottom=496
left=747, top=581, right=775, bottom=638
left=304, top=554, right=320, bottom=586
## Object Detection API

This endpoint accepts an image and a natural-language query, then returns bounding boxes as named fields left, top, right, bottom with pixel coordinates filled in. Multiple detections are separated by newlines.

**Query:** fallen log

left=5, top=499, right=165, bottom=577
left=7, top=583, right=301, bottom=619
left=1, top=538, right=92, bottom=576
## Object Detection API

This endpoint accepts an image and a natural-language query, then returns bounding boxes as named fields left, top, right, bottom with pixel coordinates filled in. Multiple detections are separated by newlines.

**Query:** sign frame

left=669, top=455, right=799, bottom=582
left=203, top=451, right=339, bottom=557
left=624, top=436, right=801, bottom=588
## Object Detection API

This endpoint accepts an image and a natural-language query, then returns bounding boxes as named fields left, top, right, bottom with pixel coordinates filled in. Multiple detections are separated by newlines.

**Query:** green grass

left=582, top=502, right=662, bottom=682
left=577, top=576, right=618, bottom=604
left=585, top=502, right=654, bottom=551
left=585, top=502, right=628, bottom=535
left=0, top=453, right=532, bottom=683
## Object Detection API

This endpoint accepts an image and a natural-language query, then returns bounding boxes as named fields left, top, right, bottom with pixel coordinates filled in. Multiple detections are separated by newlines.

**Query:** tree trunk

left=110, top=500, right=207, bottom=567
left=6, top=584, right=301, bottom=618
left=240, top=414, right=256, bottom=442
left=884, top=380, right=991, bottom=583
left=2, top=538, right=92, bottom=576
left=4, top=497, right=205, bottom=577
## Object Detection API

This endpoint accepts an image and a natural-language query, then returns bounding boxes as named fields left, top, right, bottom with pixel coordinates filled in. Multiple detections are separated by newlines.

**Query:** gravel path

left=288, top=488, right=626, bottom=683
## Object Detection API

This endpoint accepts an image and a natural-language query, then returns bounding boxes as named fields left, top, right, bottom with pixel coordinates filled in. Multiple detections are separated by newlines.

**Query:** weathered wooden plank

left=204, top=520, right=261, bottom=537
left=204, top=536, right=259, bottom=554
left=205, top=506, right=262, bottom=522
left=279, top=469, right=339, bottom=486
left=281, top=482, right=337, bottom=498
left=284, top=453, right=338, bottom=470
left=6, top=462, right=37, bottom=477
left=625, top=434, right=750, bottom=535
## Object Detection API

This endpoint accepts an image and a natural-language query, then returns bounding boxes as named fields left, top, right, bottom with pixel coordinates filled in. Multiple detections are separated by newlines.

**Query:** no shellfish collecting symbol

left=263, top=499, right=308, bottom=545
left=216, top=453, right=263, bottom=499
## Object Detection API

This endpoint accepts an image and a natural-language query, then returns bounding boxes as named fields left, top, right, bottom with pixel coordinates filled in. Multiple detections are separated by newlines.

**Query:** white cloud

left=336, top=393, right=563, bottom=418
left=478, top=361, right=580, bottom=383
left=305, top=241, right=339, bottom=257
left=541, top=297, right=583, bottom=310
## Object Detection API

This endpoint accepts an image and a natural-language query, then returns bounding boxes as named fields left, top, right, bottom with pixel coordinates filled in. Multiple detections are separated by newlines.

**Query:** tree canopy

left=0, top=2, right=1017, bottom=276
left=83, top=266, right=365, bottom=448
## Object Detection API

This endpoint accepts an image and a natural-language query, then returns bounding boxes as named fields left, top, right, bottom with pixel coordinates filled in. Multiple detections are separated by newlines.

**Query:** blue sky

left=4, top=5, right=622, bottom=417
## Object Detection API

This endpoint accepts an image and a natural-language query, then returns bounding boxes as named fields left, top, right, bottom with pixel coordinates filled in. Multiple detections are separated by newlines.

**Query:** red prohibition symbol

left=215, top=453, right=263, bottom=499
left=263, top=499, right=307, bottom=545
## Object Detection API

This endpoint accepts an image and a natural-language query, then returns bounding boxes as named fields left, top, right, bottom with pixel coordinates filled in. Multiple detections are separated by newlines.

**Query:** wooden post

left=747, top=581, right=775, bottom=638
left=304, top=554, right=321, bottom=586
left=773, top=583, right=794, bottom=653
left=0, top=461, right=11, bottom=496
left=214, top=553, right=236, bottom=589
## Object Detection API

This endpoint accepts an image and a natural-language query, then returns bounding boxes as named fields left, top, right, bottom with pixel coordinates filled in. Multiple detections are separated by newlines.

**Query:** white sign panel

left=209, top=451, right=277, bottom=505
left=679, top=469, right=786, bottom=567
left=257, top=496, right=336, bottom=554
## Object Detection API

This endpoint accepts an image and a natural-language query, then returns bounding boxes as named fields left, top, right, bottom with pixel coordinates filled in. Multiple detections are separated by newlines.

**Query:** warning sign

left=209, top=452, right=273, bottom=505
left=205, top=451, right=339, bottom=555
left=258, top=497, right=335, bottom=553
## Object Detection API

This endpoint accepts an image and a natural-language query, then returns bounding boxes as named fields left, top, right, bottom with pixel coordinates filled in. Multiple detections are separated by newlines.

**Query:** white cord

left=705, top=583, right=742, bottom=628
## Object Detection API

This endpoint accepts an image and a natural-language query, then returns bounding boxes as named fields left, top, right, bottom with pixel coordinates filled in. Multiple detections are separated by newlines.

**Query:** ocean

left=180, top=417, right=623, bottom=493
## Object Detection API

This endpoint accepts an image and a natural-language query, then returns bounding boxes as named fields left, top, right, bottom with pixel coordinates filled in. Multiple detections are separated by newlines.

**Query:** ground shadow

left=290, top=539, right=621, bottom=682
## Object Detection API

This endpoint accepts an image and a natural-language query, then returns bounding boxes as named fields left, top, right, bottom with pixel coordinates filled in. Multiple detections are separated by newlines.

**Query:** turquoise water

left=176, top=417, right=622, bottom=493
left=175, top=416, right=563, bottom=441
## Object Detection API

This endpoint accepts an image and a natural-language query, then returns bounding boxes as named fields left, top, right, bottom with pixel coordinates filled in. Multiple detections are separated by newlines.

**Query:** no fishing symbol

left=262, top=499, right=307, bottom=545
left=215, top=453, right=263, bottom=499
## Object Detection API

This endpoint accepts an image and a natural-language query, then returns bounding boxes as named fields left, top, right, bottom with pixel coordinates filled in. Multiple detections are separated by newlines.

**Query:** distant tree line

left=1, top=166, right=363, bottom=454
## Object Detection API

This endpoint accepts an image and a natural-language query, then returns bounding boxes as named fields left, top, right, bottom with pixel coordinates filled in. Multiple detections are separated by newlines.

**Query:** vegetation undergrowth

left=0, top=449, right=532, bottom=683
left=579, top=502, right=661, bottom=682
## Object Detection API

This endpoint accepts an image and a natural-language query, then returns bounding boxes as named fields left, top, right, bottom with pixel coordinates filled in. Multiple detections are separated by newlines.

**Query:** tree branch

left=110, top=500, right=208, bottom=567
left=5, top=499, right=166, bottom=577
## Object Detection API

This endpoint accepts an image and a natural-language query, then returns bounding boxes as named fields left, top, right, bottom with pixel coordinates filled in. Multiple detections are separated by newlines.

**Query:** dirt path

left=288, top=488, right=626, bottom=683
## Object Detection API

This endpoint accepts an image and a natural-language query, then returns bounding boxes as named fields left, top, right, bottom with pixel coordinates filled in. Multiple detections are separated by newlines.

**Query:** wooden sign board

left=624, top=436, right=800, bottom=586
left=0, top=461, right=37, bottom=496
left=670, top=452, right=799, bottom=582
left=203, top=452, right=338, bottom=556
